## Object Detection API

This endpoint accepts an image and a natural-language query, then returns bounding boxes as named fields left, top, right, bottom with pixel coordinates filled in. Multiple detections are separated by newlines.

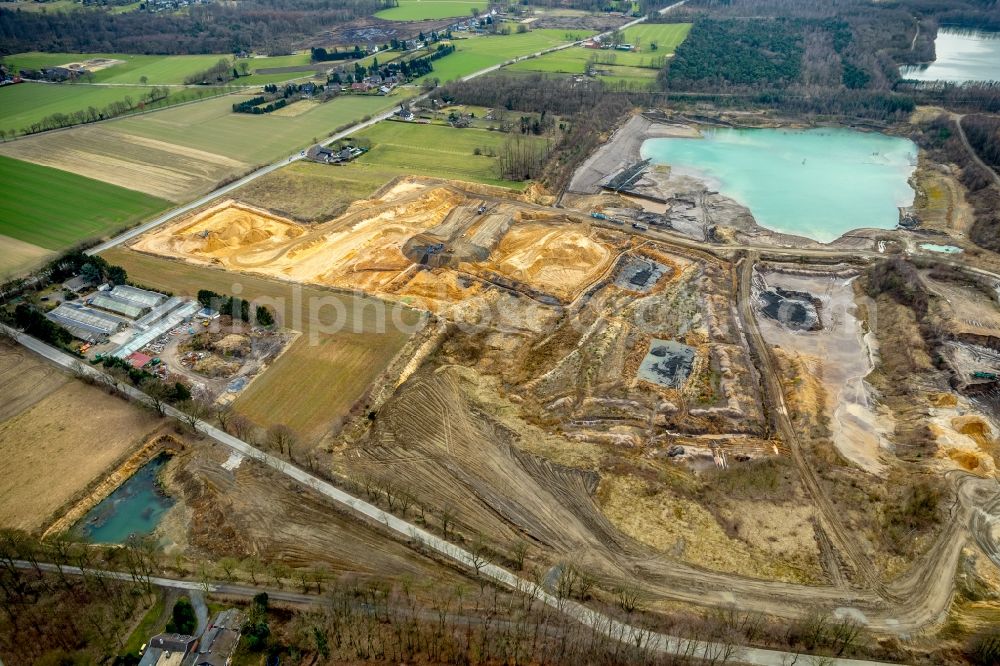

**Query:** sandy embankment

left=566, top=115, right=699, bottom=195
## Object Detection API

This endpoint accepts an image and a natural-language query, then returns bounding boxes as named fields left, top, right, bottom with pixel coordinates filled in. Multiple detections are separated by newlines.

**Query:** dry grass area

left=161, top=443, right=471, bottom=584
left=0, top=344, right=162, bottom=532
left=596, top=474, right=821, bottom=584
left=0, top=125, right=248, bottom=202
left=234, top=331, right=409, bottom=442
left=0, top=233, right=54, bottom=279
left=911, top=158, right=974, bottom=234
left=231, top=161, right=397, bottom=222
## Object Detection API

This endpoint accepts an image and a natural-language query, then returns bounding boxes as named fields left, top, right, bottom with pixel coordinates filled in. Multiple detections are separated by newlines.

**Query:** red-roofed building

left=127, top=352, right=153, bottom=369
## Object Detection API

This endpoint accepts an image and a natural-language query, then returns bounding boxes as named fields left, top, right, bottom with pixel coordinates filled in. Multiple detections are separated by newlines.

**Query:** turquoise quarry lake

left=74, top=454, right=174, bottom=544
left=641, top=128, right=917, bottom=243
left=900, top=28, right=1000, bottom=83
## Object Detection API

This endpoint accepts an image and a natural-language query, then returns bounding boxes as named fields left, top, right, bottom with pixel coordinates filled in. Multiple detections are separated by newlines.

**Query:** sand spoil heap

left=132, top=179, right=618, bottom=317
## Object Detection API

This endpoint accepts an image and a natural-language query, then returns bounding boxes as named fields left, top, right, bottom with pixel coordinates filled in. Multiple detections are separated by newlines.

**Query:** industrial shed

left=111, top=284, right=166, bottom=309
left=90, top=293, right=147, bottom=320
left=46, top=303, right=124, bottom=339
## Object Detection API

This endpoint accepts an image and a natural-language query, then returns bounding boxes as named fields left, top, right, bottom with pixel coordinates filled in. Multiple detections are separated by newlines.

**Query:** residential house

left=194, top=610, right=242, bottom=666
left=138, top=633, right=196, bottom=666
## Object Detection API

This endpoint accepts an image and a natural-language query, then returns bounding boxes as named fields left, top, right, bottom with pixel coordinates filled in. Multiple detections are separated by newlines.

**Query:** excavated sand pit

left=132, top=179, right=618, bottom=322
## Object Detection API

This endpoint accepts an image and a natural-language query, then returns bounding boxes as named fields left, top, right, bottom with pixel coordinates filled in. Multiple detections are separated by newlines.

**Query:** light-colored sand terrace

left=757, top=271, right=892, bottom=476
left=131, top=180, right=617, bottom=311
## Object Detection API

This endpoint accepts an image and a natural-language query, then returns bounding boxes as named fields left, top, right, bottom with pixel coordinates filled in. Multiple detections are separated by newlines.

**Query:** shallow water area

left=74, top=453, right=174, bottom=544
left=900, top=28, right=1000, bottom=83
left=919, top=242, right=963, bottom=254
left=641, top=128, right=917, bottom=243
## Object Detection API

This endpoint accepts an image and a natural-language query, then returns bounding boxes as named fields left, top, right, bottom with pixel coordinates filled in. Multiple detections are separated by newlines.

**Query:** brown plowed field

left=0, top=343, right=163, bottom=532
left=0, top=126, right=248, bottom=202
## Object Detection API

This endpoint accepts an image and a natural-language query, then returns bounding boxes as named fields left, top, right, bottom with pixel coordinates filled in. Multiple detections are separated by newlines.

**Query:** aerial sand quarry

left=95, top=143, right=1000, bottom=654
left=132, top=179, right=617, bottom=324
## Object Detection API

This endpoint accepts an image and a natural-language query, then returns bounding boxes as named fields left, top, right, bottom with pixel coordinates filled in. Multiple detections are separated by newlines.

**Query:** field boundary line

left=0, top=84, right=238, bottom=144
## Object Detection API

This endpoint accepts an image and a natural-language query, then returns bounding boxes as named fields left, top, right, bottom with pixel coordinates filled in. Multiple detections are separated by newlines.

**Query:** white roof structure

left=112, top=301, right=200, bottom=358
left=111, top=284, right=166, bottom=309
left=47, top=303, right=124, bottom=337
left=90, top=294, right=146, bottom=319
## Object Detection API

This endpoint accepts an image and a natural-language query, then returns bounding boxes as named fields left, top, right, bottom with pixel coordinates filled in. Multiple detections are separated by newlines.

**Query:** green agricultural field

left=113, top=92, right=410, bottom=165
left=620, top=22, right=692, bottom=51
left=0, top=0, right=77, bottom=12
left=0, top=155, right=170, bottom=275
left=350, top=120, right=545, bottom=189
left=0, top=90, right=413, bottom=203
left=376, top=0, right=488, bottom=21
left=417, top=29, right=594, bottom=82
left=2, top=52, right=317, bottom=86
left=504, top=23, right=690, bottom=88
left=0, top=83, right=223, bottom=137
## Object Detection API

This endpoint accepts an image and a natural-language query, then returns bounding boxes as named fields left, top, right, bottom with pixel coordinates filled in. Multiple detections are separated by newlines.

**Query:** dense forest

left=666, top=19, right=809, bottom=90
left=439, top=74, right=636, bottom=191
left=962, top=114, right=1000, bottom=171
left=662, top=0, right=1000, bottom=95
left=912, top=114, right=1000, bottom=252
left=0, top=0, right=387, bottom=55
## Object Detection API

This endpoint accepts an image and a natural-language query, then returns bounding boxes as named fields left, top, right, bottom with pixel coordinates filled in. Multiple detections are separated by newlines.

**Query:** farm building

left=138, top=633, right=195, bottom=666
left=306, top=144, right=364, bottom=165
left=46, top=303, right=124, bottom=340
left=90, top=293, right=147, bottom=319
left=126, top=352, right=153, bottom=370
left=135, top=296, right=186, bottom=330
left=194, top=609, right=242, bottom=666
left=62, top=275, right=95, bottom=294
left=111, top=300, right=200, bottom=359
left=111, top=284, right=167, bottom=309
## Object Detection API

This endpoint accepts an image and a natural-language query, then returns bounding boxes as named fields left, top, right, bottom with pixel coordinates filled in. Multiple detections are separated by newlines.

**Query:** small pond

left=74, top=454, right=174, bottom=544
left=919, top=242, right=963, bottom=254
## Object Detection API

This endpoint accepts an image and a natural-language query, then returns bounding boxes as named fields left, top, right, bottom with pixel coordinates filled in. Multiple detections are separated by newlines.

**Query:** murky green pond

left=641, top=128, right=917, bottom=243
left=900, top=28, right=1000, bottom=83
left=74, top=454, right=174, bottom=544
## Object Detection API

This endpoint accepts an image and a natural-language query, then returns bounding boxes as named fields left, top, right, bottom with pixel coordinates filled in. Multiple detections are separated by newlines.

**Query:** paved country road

left=85, top=0, right=688, bottom=256
left=2, top=323, right=901, bottom=666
